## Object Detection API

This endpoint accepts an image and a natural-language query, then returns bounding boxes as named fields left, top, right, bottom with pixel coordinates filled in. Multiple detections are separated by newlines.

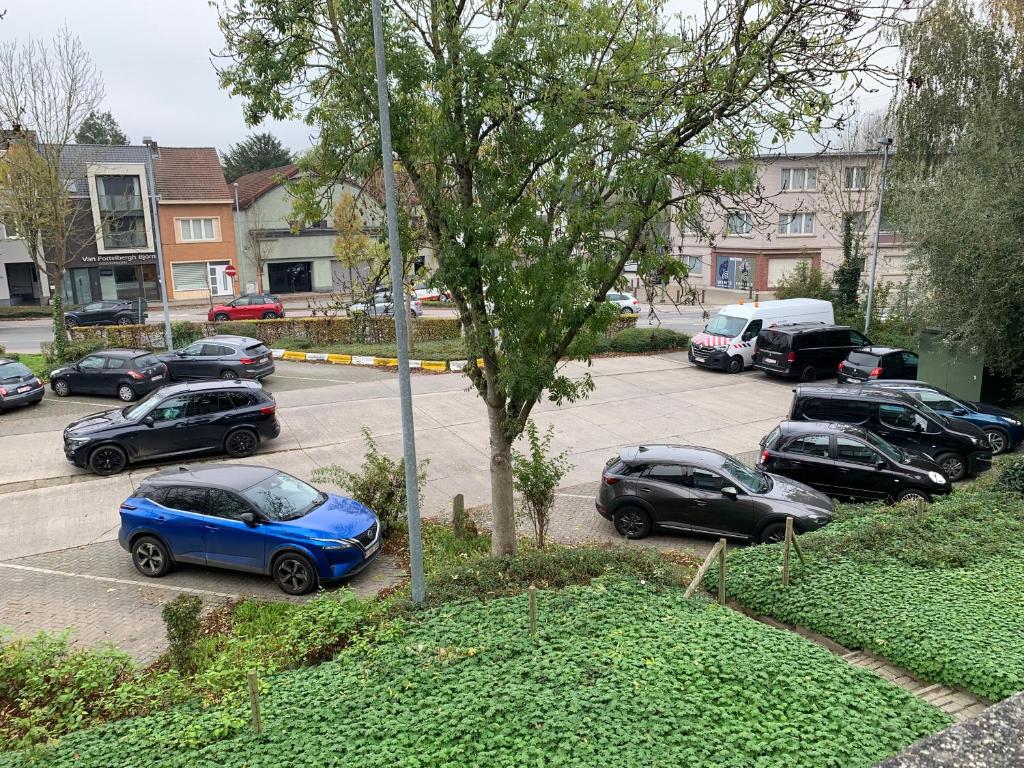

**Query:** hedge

left=609, top=326, right=689, bottom=352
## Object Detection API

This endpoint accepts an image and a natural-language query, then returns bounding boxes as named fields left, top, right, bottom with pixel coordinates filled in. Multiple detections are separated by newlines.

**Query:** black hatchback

left=159, top=336, right=274, bottom=381
left=754, top=324, right=872, bottom=382
left=50, top=349, right=168, bottom=402
left=758, top=421, right=951, bottom=503
left=789, top=384, right=991, bottom=482
left=63, top=379, right=280, bottom=475
left=837, top=346, right=918, bottom=383
left=0, top=358, right=44, bottom=412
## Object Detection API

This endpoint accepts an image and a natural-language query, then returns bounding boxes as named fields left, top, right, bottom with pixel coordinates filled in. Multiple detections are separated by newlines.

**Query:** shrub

left=162, top=594, right=203, bottom=675
left=171, top=320, right=205, bottom=348
left=996, top=456, right=1024, bottom=496
left=0, top=344, right=18, bottom=361
left=311, top=428, right=428, bottom=536
left=773, top=260, right=835, bottom=301
left=609, top=326, right=689, bottom=353
left=512, top=421, right=572, bottom=549
left=42, top=337, right=105, bottom=366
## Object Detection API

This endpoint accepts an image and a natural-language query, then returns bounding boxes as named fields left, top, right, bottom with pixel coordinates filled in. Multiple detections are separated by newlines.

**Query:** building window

left=1, top=220, right=19, bottom=239
left=171, top=262, right=210, bottom=292
left=726, top=212, right=753, bottom=236
left=102, top=215, right=148, bottom=249
left=179, top=218, right=217, bottom=242
left=879, top=205, right=894, bottom=234
left=96, top=175, right=143, bottom=213
left=781, top=167, right=817, bottom=191
left=682, top=255, right=703, bottom=275
left=844, top=166, right=868, bottom=190
left=779, top=212, right=815, bottom=235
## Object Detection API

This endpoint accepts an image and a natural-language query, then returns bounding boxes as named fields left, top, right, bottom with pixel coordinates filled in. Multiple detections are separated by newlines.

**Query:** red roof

left=152, top=147, right=232, bottom=201
left=233, top=164, right=300, bottom=208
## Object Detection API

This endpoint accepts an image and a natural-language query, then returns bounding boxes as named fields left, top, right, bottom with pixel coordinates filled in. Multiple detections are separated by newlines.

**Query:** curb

left=271, top=348, right=483, bottom=373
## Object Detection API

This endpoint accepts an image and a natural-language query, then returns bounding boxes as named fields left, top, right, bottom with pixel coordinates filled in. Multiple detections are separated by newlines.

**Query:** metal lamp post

left=863, top=137, right=893, bottom=336
left=370, top=0, right=426, bottom=604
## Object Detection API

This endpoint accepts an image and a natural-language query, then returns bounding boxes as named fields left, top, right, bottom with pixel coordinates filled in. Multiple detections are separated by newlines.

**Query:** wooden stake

left=792, top=529, right=806, bottom=566
left=528, top=585, right=537, bottom=637
left=247, top=670, right=262, bottom=735
left=452, top=493, right=466, bottom=538
left=783, top=517, right=793, bottom=587
left=684, top=539, right=725, bottom=599
left=717, top=538, right=727, bottom=605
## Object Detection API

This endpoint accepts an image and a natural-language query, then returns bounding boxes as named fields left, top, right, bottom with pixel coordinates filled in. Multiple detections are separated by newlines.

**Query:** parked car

left=689, top=298, right=834, bottom=373
left=859, top=380, right=1024, bottom=455
left=789, top=384, right=992, bottom=481
left=0, top=357, right=44, bottom=412
left=50, top=349, right=168, bottom=402
left=837, top=346, right=918, bottom=383
left=758, top=421, right=951, bottom=503
left=208, top=294, right=284, bottom=321
left=596, top=444, right=834, bottom=544
left=159, top=336, right=274, bottom=381
left=754, top=324, right=871, bottom=382
left=63, top=379, right=279, bottom=476
left=411, top=283, right=450, bottom=302
left=606, top=291, right=641, bottom=314
left=118, top=465, right=381, bottom=594
left=350, top=293, right=424, bottom=317
left=64, top=299, right=146, bottom=328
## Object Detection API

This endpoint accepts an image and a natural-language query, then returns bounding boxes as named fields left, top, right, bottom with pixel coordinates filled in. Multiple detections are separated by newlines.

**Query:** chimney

left=142, top=136, right=159, bottom=157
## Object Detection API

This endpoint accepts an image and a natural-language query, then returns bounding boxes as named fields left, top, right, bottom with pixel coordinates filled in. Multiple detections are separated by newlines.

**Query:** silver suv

left=596, top=445, right=833, bottom=543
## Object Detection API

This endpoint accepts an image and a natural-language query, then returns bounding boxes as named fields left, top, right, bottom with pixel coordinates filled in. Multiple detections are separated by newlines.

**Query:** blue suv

left=118, top=465, right=382, bottom=594
left=862, top=380, right=1024, bottom=455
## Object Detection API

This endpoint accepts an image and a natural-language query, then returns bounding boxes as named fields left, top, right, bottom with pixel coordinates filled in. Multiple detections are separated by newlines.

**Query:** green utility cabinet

left=917, top=328, right=984, bottom=402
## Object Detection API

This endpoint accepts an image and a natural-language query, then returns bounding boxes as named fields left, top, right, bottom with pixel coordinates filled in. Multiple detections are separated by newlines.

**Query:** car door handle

left=639, top=487, right=652, bottom=493
left=203, top=525, right=219, bottom=532
left=693, top=500, right=707, bottom=506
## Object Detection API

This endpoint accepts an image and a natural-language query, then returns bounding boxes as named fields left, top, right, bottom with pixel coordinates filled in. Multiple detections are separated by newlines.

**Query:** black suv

left=837, top=346, right=918, bottom=383
left=759, top=421, right=951, bottom=503
left=789, top=384, right=991, bottom=481
left=64, top=300, right=146, bottom=328
left=63, top=379, right=280, bottom=475
left=159, top=336, right=274, bottom=381
left=50, top=349, right=168, bottom=401
left=754, top=324, right=871, bottom=382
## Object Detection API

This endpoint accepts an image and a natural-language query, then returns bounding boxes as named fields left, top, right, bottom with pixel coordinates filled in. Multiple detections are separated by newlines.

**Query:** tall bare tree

left=0, top=28, right=103, bottom=357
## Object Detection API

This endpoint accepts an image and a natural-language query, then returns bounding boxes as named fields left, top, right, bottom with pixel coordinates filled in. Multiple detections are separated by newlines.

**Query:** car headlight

left=971, top=436, right=986, bottom=447
left=927, top=471, right=946, bottom=485
left=309, top=538, right=356, bottom=551
left=66, top=436, right=91, bottom=448
left=1001, top=416, right=1022, bottom=426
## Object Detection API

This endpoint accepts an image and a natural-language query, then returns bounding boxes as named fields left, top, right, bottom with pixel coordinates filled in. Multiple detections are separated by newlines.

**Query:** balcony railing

left=97, top=194, right=143, bottom=213
left=102, top=229, right=149, bottom=249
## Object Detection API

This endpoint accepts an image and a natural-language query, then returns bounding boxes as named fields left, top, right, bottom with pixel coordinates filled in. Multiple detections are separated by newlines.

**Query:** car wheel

left=799, top=365, right=817, bottom=383
left=114, top=315, right=133, bottom=325
left=220, top=369, right=239, bottom=380
left=65, top=317, right=79, bottom=328
left=131, top=536, right=171, bottom=578
left=935, top=452, right=967, bottom=482
left=273, top=552, right=318, bottom=595
left=225, top=428, right=259, bottom=458
left=896, top=489, right=932, bottom=504
left=620, top=306, right=633, bottom=314
left=53, top=378, right=71, bottom=397
left=726, top=355, right=744, bottom=374
left=262, top=311, right=278, bottom=319
left=117, top=383, right=136, bottom=402
left=88, top=444, right=128, bottom=476
left=612, top=505, right=652, bottom=539
left=759, top=521, right=788, bottom=544
left=984, top=427, right=1010, bottom=455
left=214, top=312, right=230, bottom=321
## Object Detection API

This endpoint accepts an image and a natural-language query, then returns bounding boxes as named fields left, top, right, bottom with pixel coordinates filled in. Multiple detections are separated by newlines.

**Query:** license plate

left=151, top=374, right=163, bottom=381
left=764, top=355, right=778, bottom=364
left=258, top=356, right=267, bottom=363
left=364, top=539, right=380, bottom=557
left=16, top=385, right=30, bottom=394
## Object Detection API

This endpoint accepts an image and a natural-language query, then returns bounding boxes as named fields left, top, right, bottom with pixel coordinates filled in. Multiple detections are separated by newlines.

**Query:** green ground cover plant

left=2, top=580, right=948, bottom=768
left=715, top=488, right=1024, bottom=701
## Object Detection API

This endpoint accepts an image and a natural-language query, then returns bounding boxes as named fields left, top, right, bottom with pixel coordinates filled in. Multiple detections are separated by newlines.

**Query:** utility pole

left=371, top=0, right=425, bottom=604
left=864, top=137, right=893, bottom=336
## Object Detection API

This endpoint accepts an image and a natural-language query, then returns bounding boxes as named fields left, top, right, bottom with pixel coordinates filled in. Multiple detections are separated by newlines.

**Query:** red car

left=209, top=293, right=285, bottom=321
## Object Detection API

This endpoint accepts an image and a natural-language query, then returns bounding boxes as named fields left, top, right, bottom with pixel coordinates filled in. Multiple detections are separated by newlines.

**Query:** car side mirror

left=913, top=422, right=924, bottom=433
left=721, top=485, right=739, bottom=500
left=239, top=512, right=257, bottom=527
left=141, top=415, right=155, bottom=427
left=875, top=458, right=887, bottom=470
left=951, top=407, right=967, bottom=416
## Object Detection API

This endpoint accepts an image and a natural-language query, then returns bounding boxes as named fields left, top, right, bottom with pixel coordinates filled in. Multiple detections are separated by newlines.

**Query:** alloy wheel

left=617, top=510, right=646, bottom=537
left=215, top=313, right=229, bottom=321
left=987, top=430, right=1008, bottom=454
left=899, top=491, right=927, bottom=504
left=276, top=558, right=311, bottom=592
left=763, top=528, right=785, bottom=543
left=227, top=430, right=257, bottom=455
left=221, top=370, right=237, bottom=379
left=53, top=380, right=70, bottom=397
left=135, top=542, right=164, bottom=575
left=91, top=446, right=126, bottom=474
left=118, top=385, right=135, bottom=402
left=941, top=456, right=965, bottom=481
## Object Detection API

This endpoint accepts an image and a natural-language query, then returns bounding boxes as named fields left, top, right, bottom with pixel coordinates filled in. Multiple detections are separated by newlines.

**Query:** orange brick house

left=152, top=145, right=239, bottom=301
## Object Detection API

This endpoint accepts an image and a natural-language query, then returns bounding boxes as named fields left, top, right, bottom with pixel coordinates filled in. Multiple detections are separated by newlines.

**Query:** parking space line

left=0, top=562, right=239, bottom=598
left=554, top=493, right=595, bottom=499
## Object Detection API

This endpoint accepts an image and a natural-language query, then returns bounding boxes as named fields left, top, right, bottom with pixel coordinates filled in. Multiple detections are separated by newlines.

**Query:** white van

left=689, top=298, right=834, bottom=373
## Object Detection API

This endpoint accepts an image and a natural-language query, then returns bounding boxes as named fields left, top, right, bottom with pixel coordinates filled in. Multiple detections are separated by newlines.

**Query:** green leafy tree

left=833, top=216, right=864, bottom=311
left=773, top=261, right=835, bottom=303
left=512, top=421, right=573, bottom=550
left=221, top=132, right=293, bottom=182
left=218, top=0, right=908, bottom=555
left=74, top=109, right=128, bottom=145
left=889, top=0, right=1024, bottom=371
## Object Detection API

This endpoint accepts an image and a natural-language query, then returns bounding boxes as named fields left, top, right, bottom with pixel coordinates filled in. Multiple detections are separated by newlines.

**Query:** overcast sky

left=2, top=0, right=892, bottom=157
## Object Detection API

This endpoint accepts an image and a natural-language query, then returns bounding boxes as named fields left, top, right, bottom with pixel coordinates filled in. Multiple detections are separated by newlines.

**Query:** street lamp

left=863, top=137, right=893, bottom=335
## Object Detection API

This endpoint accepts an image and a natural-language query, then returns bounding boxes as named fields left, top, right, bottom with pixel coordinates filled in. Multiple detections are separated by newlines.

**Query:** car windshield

left=0, top=362, right=32, bottom=381
left=706, top=314, right=747, bottom=338
left=864, top=430, right=903, bottom=462
left=241, top=472, right=325, bottom=521
left=721, top=455, right=769, bottom=493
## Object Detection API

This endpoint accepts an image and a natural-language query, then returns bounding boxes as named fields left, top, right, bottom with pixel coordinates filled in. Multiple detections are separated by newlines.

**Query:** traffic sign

left=224, top=264, right=237, bottom=278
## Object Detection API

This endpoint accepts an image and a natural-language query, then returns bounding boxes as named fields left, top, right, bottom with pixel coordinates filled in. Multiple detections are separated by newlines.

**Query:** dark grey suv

left=160, top=335, right=274, bottom=381
left=596, top=445, right=834, bottom=543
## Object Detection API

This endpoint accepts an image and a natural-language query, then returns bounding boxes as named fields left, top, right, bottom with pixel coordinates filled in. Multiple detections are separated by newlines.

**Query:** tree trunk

left=487, top=402, right=517, bottom=556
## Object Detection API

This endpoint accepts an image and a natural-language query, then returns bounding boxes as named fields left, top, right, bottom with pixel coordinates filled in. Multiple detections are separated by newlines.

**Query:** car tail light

left=869, top=367, right=883, bottom=378
left=837, top=361, right=845, bottom=371
left=786, top=352, right=796, bottom=363
left=240, top=357, right=254, bottom=364
left=127, top=370, right=145, bottom=380
left=32, top=377, right=42, bottom=387
left=760, top=449, right=770, bottom=464
left=0, top=387, right=6, bottom=397
left=602, top=475, right=619, bottom=485
left=632, top=299, right=639, bottom=305
left=259, top=404, right=276, bottom=415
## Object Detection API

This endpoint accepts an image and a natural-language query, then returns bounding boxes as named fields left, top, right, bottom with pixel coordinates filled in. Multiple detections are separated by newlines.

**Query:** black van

left=789, top=384, right=992, bottom=482
left=754, top=324, right=871, bottom=382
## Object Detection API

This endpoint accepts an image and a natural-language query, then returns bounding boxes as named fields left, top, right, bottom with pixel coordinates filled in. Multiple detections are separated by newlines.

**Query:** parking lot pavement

left=0, top=541, right=405, bottom=663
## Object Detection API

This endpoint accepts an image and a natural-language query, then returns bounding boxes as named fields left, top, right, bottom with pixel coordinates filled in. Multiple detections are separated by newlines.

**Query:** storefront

left=714, top=255, right=756, bottom=291
left=267, top=261, right=313, bottom=294
left=62, top=253, right=161, bottom=305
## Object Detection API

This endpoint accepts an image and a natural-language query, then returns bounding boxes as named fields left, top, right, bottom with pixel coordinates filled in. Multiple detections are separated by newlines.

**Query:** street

left=0, top=353, right=793, bottom=659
